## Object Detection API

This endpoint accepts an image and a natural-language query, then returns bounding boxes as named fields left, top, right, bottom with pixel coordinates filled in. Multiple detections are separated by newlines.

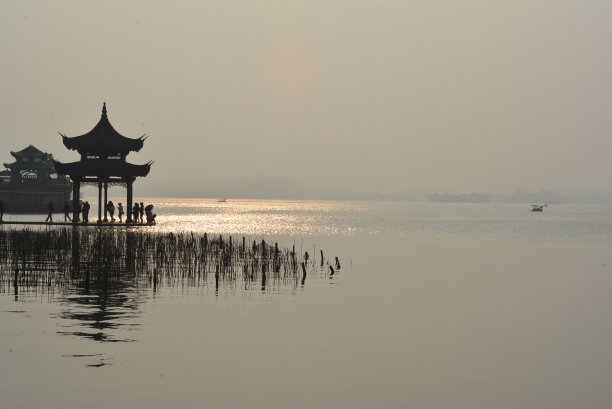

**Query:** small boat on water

left=217, top=199, right=227, bottom=203
left=531, top=204, right=547, bottom=212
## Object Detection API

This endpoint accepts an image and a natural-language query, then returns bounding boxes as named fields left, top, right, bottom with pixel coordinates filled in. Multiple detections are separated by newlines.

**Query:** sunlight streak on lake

left=143, top=198, right=365, bottom=236
left=136, top=199, right=612, bottom=244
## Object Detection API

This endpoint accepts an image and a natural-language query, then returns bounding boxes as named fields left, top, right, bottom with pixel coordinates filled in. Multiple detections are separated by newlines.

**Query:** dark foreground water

left=1, top=200, right=611, bottom=409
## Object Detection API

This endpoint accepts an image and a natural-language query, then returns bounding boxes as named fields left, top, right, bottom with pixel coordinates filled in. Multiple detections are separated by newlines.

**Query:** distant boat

left=217, top=199, right=227, bottom=203
left=531, top=204, right=547, bottom=212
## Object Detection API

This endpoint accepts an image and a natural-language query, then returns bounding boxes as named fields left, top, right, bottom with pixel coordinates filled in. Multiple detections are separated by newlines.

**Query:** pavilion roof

left=5, top=145, right=55, bottom=171
left=60, top=103, right=145, bottom=156
left=4, top=160, right=55, bottom=171
left=52, top=159, right=152, bottom=179
left=11, top=145, right=49, bottom=159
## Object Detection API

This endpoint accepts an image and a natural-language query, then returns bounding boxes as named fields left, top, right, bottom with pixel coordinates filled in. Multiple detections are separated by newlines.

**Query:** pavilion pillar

left=126, top=178, right=134, bottom=224
left=97, top=181, right=102, bottom=223
left=72, top=179, right=79, bottom=223
left=103, top=181, right=108, bottom=222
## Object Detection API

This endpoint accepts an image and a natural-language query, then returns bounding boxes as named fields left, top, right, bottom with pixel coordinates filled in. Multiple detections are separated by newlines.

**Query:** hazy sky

left=1, top=1, right=611, bottom=198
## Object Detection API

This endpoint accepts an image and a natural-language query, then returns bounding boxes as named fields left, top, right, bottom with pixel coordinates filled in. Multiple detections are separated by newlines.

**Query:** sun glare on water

left=143, top=198, right=360, bottom=237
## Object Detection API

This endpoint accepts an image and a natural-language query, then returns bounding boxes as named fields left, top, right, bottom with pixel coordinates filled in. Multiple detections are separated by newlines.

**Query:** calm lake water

left=1, top=199, right=611, bottom=409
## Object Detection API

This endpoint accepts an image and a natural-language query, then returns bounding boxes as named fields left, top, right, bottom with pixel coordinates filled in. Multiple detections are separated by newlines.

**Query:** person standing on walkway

left=45, top=200, right=54, bottom=222
left=107, top=200, right=116, bottom=222
left=0, top=200, right=4, bottom=222
left=82, top=201, right=90, bottom=223
left=118, top=202, right=124, bottom=223
left=63, top=201, right=72, bottom=222
left=139, top=202, right=145, bottom=223
left=132, top=202, right=140, bottom=223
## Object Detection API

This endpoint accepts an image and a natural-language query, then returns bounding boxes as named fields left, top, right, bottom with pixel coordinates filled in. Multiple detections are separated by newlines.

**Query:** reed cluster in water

left=0, top=227, right=336, bottom=295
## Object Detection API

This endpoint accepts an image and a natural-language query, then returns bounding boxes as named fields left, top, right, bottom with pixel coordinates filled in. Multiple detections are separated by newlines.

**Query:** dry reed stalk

left=0, top=227, right=335, bottom=295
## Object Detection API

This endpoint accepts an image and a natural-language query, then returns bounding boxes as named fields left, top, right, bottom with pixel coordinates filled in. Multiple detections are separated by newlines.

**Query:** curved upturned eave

left=61, top=116, right=145, bottom=155
left=10, top=145, right=48, bottom=158
left=52, top=159, right=151, bottom=178
left=4, top=161, right=54, bottom=171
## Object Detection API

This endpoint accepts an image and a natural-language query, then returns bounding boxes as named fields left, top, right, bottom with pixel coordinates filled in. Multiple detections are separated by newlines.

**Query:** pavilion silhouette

left=53, top=103, right=152, bottom=223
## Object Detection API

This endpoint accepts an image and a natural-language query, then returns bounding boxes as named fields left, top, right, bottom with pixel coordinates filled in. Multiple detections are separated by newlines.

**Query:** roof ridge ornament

left=102, top=102, right=107, bottom=119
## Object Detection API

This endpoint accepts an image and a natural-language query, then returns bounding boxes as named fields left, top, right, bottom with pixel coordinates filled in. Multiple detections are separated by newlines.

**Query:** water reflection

left=0, top=227, right=332, bottom=347
left=56, top=280, right=145, bottom=343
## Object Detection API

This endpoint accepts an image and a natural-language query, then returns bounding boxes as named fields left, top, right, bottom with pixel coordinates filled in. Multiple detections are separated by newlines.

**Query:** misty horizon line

left=115, top=177, right=612, bottom=204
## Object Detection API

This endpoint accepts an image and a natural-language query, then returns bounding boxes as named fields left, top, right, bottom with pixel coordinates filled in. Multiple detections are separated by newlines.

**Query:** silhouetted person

left=118, top=203, right=124, bottom=223
left=107, top=201, right=116, bottom=222
left=0, top=200, right=4, bottom=222
left=63, top=201, right=72, bottom=222
left=132, top=202, right=140, bottom=223
left=139, top=202, right=144, bottom=223
left=45, top=200, right=54, bottom=222
left=145, top=204, right=156, bottom=224
left=82, top=201, right=90, bottom=223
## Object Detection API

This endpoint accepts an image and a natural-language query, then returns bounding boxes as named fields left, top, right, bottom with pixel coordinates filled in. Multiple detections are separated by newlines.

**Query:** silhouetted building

left=53, top=103, right=152, bottom=223
left=0, top=145, right=72, bottom=213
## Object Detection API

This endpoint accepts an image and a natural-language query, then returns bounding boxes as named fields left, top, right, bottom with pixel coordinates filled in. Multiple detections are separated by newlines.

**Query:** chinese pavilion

left=53, top=103, right=152, bottom=223
left=0, top=145, right=72, bottom=213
